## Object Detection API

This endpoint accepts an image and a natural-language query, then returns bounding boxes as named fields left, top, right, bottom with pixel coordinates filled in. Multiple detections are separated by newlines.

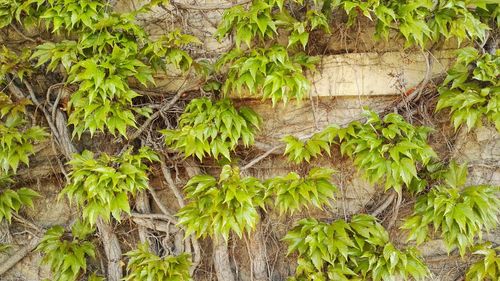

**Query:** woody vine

left=0, top=0, right=498, bottom=281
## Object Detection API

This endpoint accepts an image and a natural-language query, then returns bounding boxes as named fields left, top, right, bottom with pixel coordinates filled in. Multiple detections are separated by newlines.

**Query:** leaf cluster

left=265, top=167, right=337, bottom=215
left=26, top=0, right=198, bottom=138
left=0, top=183, right=38, bottom=223
left=176, top=165, right=267, bottom=241
left=0, top=0, right=41, bottom=28
left=37, top=223, right=95, bottom=281
left=281, top=111, right=437, bottom=194
left=339, top=110, right=437, bottom=193
left=329, top=0, right=496, bottom=48
left=466, top=243, right=500, bottom=281
left=0, top=46, right=32, bottom=82
left=282, top=125, right=338, bottom=163
left=284, top=214, right=428, bottom=281
left=436, top=47, right=499, bottom=132
left=0, top=93, right=47, bottom=173
left=124, top=243, right=191, bottom=281
left=215, top=0, right=329, bottom=49
left=402, top=162, right=500, bottom=256
left=214, top=0, right=326, bottom=105
left=162, top=98, right=261, bottom=161
left=61, top=147, right=158, bottom=224
left=217, top=46, right=318, bottom=105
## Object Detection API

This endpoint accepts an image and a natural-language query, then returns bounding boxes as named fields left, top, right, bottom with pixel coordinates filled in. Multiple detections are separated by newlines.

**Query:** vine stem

left=96, top=218, right=123, bottom=281
left=387, top=192, right=403, bottom=229
left=169, top=0, right=251, bottom=10
left=159, top=155, right=185, bottom=208
left=370, top=192, right=396, bottom=217
left=0, top=236, right=42, bottom=276
left=128, top=90, right=184, bottom=141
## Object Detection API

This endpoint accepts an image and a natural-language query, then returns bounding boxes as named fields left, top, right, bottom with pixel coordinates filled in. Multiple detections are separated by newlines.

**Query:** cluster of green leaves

left=0, top=93, right=47, bottom=173
left=402, top=162, right=500, bottom=256
left=215, top=0, right=329, bottom=49
left=0, top=46, right=32, bottom=81
left=265, top=167, right=337, bottom=215
left=61, top=147, right=158, bottom=224
left=26, top=0, right=197, bottom=138
left=0, top=0, right=39, bottom=28
left=217, top=46, right=318, bottom=105
left=329, top=0, right=497, bottom=47
left=284, top=214, right=428, bottom=281
left=0, top=243, right=10, bottom=252
left=162, top=98, right=261, bottom=161
left=0, top=93, right=42, bottom=229
left=124, top=243, right=191, bottom=281
left=214, top=0, right=327, bottom=105
left=282, top=126, right=338, bottom=163
left=436, top=47, right=499, bottom=132
left=281, top=111, right=437, bottom=193
left=339, top=110, right=437, bottom=193
left=37, top=221, right=96, bottom=281
left=0, top=176, right=38, bottom=223
left=466, top=243, right=500, bottom=281
left=177, top=165, right=267, bottom=241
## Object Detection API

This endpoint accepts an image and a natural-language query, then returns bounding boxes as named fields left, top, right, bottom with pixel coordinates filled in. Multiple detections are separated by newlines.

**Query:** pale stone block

left=309, top=50, right=456, bottom=97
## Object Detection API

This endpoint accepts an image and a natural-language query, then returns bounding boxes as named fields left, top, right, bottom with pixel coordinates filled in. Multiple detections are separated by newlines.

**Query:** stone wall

left=0, top=1, right=498, bottom=281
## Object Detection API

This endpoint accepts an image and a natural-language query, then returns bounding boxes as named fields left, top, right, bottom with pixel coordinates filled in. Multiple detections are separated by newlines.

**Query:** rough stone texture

left=310, top=51, right=455, bottom=97
left=0, top=251, right=51, bottom=281
left=454, top=126, right=500, bottom=186
left=241, top=95, right=397, bottom=148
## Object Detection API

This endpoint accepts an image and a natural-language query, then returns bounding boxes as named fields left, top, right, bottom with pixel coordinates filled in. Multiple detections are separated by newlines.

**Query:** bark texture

left=96, top=219, right=123, bottom=281
left=212, top=236, right=235, bottom=281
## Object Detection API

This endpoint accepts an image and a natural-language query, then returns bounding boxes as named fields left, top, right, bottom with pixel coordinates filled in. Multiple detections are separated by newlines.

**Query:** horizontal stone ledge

left=150, top=50, right=456, bottom=98
left=309, top=50, right=455, bottom=97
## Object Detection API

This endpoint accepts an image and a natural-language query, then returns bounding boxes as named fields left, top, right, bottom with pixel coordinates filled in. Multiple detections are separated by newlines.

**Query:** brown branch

left=131, top=217, right=179, bottom=233
left=130, top=212, right=178, bottom=223
left=370, top=192, right=396, bottom=217
left=241, top=145, right=282, bottom=171
left=213, top=235, right=236, bottom=281
left=159, top=155, right=186, bottom=208
left=96, top=218, right=122, bottom=281
left=128, top=74, right=202, bottom=142
left=9, top=23, right=36, bottom=43
left=148, top=185, right=177, bottom=219
left=21, top=80, right=77, bottom=159
left=128, top=90, right=184, bottom=141
left=170, top=0, right=251, bottom=10
left=0, top=236, right=42, bottom=276
left=135, top=192, right=155, bottom=252
left=396, top=49, right=434, bottom=108
left=387, top=192, right=402, bottom=229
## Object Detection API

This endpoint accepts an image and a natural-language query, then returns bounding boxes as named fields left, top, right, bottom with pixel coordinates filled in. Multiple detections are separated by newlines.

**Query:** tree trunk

left=212, top=236, right=235, bottom=281
left=249, top=223, right=268, bottom=281
left=96, top=218, right=122, bottom=281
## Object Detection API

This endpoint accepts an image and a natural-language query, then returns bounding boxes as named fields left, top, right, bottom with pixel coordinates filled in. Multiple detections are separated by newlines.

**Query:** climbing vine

left=0, top=0, right=498, bottom=280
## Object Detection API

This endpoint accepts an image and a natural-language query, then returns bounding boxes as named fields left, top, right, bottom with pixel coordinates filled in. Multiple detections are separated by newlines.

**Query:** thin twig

left=130, top=212, right=178, bottom=223
left=159, top=155, right=186, bottom=208
left=396, top=49, right=434, bottom=109
left=241, top=145, right=282, bottom=171
left=370, top=192, right=396, bottom=217
left=9, top=23, right=36, bottom=43
left=170, top=0, right=251, bottom=10
left=131, top=217, right=179, bottom=233
left=148, top=184, right=177, bottom=218
left=387, top=192, right=402, bottom=229
left=128, top=90, right=184, bottom=141
left=0, top=236, right=42, bottom=276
